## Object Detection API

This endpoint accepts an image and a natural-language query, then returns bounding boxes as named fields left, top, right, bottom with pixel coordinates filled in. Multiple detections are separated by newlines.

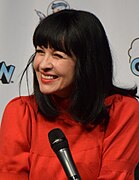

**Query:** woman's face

left=33, top=46, right=76, bottom=98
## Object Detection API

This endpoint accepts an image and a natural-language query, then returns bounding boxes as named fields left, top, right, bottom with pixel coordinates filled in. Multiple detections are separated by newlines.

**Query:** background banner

left=1, top=0, right=139, bottom=120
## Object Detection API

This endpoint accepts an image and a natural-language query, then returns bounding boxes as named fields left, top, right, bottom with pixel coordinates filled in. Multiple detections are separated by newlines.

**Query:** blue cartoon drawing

left=35, top=0, right=70, bottom=21
left=128, top=38, right=139, bottom=76
left=51, top=1, right=69, bottom=13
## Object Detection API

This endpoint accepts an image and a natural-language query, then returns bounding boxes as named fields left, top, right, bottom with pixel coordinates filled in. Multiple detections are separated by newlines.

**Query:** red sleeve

left=0, top=97, right=34, bottom=179
left=98, top=96, right=139, bottom=180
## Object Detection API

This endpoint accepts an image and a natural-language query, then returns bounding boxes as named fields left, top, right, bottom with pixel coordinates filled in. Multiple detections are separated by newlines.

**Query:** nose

left=39, top=54, right=53, bottom=71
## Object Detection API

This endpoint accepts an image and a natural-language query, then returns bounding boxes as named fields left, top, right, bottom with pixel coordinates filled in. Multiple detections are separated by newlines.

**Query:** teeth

left=42, top=74, right=56, bottom=79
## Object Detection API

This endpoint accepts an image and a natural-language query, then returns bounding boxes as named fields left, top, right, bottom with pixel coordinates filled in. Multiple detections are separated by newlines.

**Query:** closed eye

left=53, top=53, right=64, bottom=59
left=35, top=49, right=44, bottom=54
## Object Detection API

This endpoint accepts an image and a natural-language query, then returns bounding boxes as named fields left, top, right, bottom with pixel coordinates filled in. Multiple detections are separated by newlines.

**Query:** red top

left=0, top=94, right=139, bottom=180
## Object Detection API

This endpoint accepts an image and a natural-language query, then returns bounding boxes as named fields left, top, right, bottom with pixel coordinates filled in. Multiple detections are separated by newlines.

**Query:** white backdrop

left=1, top=0, right=139, bottom=121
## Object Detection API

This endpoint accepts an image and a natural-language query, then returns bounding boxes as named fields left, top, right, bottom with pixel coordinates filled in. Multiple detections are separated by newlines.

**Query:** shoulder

left=2, top=95, right=38, bottom=121
left=5, top=95, right=37, bottom=111
left=105, top=94, right=139, bottom=111
left=104, top=94, right=139, bottom=135
left=1, top=95, right=38, bottom=137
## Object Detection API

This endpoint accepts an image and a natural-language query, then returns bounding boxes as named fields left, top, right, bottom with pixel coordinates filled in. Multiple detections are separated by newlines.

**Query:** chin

left=39, top=88, right=51, bottom=95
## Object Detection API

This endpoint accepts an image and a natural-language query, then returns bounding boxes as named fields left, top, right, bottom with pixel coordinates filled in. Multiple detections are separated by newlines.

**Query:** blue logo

left=0, top=61, right=15, bottom=84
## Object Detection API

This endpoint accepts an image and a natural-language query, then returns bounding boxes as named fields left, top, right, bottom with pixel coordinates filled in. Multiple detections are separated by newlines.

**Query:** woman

left=0, top=9, right=139, bottom=180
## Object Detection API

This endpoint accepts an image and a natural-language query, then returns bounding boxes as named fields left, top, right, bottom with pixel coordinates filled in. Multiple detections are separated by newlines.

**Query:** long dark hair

left=20, top=9, right=137, bottom=128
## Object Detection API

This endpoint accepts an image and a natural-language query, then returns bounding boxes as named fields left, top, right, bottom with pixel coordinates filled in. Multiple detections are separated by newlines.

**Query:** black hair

left=20, top=9, right=137, bottom=128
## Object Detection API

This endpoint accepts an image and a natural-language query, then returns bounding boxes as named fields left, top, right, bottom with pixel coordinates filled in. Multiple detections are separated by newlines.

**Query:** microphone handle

left=57, top=148, right=81, bottom=180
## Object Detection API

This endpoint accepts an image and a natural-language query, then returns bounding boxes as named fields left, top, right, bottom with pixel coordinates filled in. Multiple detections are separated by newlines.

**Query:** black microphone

left=48, top=128, right=81, bottom=180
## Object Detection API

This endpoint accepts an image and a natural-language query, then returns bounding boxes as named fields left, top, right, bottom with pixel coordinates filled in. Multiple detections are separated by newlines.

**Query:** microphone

left=48, top=128, right=81, bottom=180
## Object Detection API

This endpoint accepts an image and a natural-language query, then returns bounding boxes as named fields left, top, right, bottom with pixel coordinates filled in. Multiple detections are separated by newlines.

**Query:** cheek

left=66, top=64, right=76, bottom=81
left=69, top=62, right=76, bottom=74
left=33, top=57, right=39, bottom=71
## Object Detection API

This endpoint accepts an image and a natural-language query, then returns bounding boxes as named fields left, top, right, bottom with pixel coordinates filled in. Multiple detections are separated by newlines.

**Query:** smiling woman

left=0, top=9, right=139, bottom=180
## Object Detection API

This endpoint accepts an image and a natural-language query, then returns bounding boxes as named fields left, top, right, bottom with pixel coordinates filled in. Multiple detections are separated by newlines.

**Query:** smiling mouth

left=41, top=74, right=58, bottom=80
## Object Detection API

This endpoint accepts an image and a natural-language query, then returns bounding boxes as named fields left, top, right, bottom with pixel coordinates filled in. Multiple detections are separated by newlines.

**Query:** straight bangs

left=33, top=14, right=75, bottom=57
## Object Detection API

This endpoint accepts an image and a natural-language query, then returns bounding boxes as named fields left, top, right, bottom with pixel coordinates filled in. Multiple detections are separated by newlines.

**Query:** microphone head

left=48, top=128, right=69, bottom=153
